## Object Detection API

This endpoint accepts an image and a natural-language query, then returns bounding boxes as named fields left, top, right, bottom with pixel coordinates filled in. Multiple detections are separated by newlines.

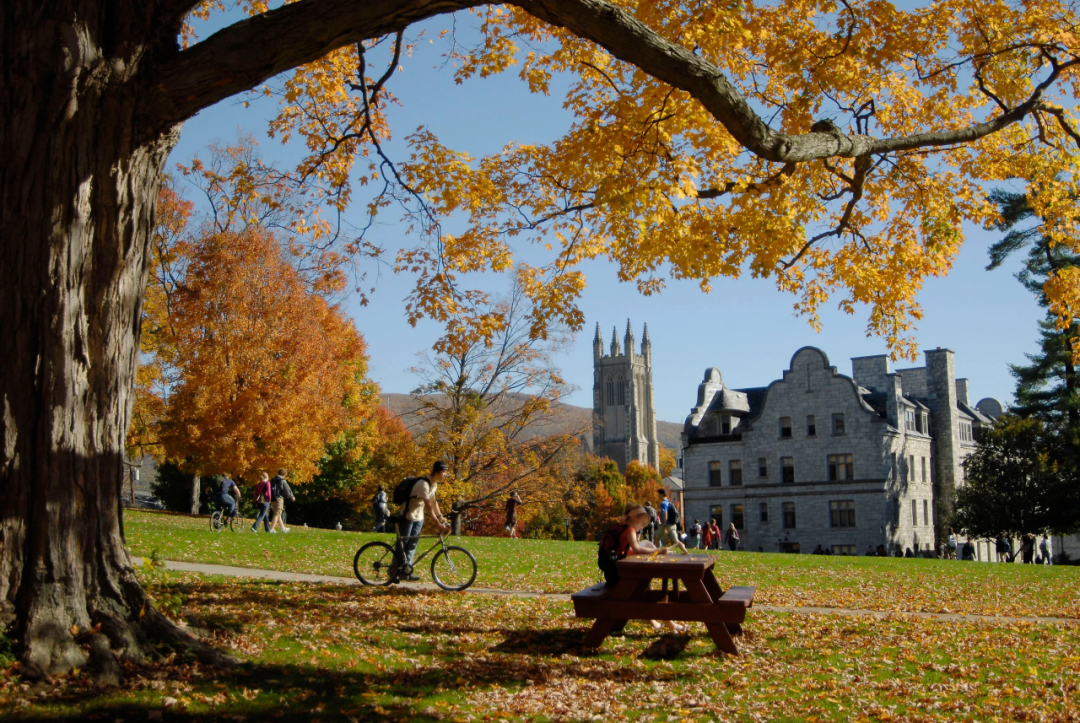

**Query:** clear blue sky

left=173, top=10, right=1040, bottom=425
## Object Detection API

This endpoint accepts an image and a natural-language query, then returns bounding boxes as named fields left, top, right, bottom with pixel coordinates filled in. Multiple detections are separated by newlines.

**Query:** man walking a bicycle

left=396, top=461, right=452, bottom=581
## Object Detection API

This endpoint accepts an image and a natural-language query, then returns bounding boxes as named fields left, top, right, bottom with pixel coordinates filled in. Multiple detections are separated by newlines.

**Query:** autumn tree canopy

left=409, top=284, right=583, bottom=533
left=5, top=0, right=1080, bottom=681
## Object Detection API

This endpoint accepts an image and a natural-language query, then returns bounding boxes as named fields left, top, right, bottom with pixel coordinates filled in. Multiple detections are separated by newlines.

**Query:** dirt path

left=138, top=557, right=1080, bottom=626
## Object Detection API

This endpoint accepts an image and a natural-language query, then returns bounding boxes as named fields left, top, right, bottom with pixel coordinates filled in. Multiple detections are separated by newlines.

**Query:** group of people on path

left=213, top=468, right=294, bottom=533
left=686, top=518, right=739, bottom=551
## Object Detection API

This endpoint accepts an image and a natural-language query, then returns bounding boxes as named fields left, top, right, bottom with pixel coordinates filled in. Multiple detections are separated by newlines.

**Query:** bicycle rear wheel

left=210, top=511, right=224, bottom=532
left=430, top=546, right=477, bottom=591
left=354, top=541, right=397, bottom=586
left=228, top=513, right=245, bottom=532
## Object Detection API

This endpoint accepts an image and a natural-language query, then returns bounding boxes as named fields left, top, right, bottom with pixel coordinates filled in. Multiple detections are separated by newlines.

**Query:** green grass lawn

left=125, top=509, right=1080, bottom=618
left=1, top=511, right=1078, bottom=721
left=2, top=570, right=1078, bottom=722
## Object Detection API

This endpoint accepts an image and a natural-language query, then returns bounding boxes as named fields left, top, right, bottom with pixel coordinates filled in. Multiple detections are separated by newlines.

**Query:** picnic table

left=571, top=554, right=756, bottom=654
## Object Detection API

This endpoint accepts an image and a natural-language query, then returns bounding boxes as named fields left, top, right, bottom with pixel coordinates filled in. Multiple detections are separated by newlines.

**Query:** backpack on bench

left=597, top=523, right=630, bottom=585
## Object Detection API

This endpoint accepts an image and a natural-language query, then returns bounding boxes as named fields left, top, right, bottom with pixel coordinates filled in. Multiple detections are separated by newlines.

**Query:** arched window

left=617, top=376, right=626, bottom=406
left=605, top=377, right=614, bottom=407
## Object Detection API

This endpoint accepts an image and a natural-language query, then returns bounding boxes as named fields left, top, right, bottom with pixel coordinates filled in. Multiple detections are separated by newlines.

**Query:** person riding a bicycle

left=396, top=461, right=451, bottom=581
left=215, top=475, right=239, bottom=520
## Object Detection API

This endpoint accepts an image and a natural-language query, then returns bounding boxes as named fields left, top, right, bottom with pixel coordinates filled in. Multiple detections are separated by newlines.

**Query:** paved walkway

left=136, top=558, right=1079, bottom=626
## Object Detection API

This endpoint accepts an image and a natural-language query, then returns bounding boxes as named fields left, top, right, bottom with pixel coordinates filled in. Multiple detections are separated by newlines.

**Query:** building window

left=759, top=502, right=769, bottom=523
left=921, top=413, right=929, bottom=434
left=960, top=421, right=973, bottom=442
left=832, top=413, right=846, bottom=435
left=782, top=501, right=797, bottom=529
left=833, top=544, right=857, bottom=556
left=915, top=412, right=926, bottom=433
left=605, top=378, right=614, bottom=407
left=710, top=505, right=723, bottom=528
left=923, top=499, right=929, bottom=526
left=829, top=500, right=856, bottom=527
left=781, top=457, right=795, bottom=484
left=827, top=453, right=853, bottom=481
left=921, top=457, right=927, bottom=483
left=905, top=408, right=916, bottom=431
left=758, top=457, right=767, bottom=478
left=807, top=415, right=817, bottom=436
left=911, top=499, right=918, bottom=525
left=617, top=376, right=626, bottom=406
left=780, top=416, right=792, bottom=438
left=721, top=415, right=732, bottom=435
left=732, top=504, right=744, bottom=530
left=709, top=461, right=722, bottom=487
left=891, top=452, right=898, bottom=480
left=909, top=455, right=915, bottom=483
left=729, top=460, right=743, bottom=486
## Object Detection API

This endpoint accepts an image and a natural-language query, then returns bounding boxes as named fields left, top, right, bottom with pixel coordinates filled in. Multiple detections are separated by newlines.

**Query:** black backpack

left=665, top=502, right=679, bottom=526
left=597, top=523, right=630, bottom=584
left=392, top=476, right=426, bottom=506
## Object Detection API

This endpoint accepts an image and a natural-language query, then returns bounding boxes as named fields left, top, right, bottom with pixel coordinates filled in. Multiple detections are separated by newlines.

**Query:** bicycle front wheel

left=228, top=513, right=245, bottom=532
left=210, top=511, right=224, bottom=532
left=354, top=541, right=396, bottom=586
left=430, top=546, right=477, bottom=591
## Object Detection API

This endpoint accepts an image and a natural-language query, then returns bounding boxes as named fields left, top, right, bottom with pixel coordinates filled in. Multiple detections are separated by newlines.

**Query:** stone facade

left=681, top=347, right=1004, bottom=557
left=592, top=321, right=660, bottom=472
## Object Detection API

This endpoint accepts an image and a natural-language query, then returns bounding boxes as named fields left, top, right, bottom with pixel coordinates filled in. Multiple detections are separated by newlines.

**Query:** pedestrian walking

left=705, top=518, right=721, bottom=550
left=251, top=472, right=272, bottom=532
left=689, top=519, right=702, bottom=549
left=995, top=536, right=1009, bottom=562
left=268, top=469, right=293, bottom=533
left=657, top=488, right=681, bottom=547
left=642, top=502, right=658, bottom=542
left=1019, top=533, right=1036, bottom=564
left=372, top=485, right=388, bottom=532
left=505, top=491, right=523, bottom=538
left=725, top=522, right=740, bottom=552
left=1040, top=535, right=1052, bottom=565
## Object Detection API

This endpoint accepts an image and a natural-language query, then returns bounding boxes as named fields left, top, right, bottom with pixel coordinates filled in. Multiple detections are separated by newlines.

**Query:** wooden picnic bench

left=571, top=554, right=756, bottom=654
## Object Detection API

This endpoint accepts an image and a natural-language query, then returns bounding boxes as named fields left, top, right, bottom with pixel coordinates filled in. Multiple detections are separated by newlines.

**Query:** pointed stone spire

left=641, top=322, right=651, bottom=357
left=610, top=326, right=621, bottom=356
left=624, top=319, right=635, bottom=358
left=593, top=322, right=603, bottom=360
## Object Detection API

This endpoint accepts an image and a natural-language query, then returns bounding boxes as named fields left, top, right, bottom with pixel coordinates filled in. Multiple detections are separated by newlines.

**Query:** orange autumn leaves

left=132, top=183, right=376, bottom=482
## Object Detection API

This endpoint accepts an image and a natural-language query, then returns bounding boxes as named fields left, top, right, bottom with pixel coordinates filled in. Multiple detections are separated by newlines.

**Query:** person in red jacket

left=704, top=518, right=722, bottom=550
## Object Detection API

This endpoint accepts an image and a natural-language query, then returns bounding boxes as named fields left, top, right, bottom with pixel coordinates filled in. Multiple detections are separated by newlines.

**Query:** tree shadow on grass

left=1, top=580, right=695, bottom=721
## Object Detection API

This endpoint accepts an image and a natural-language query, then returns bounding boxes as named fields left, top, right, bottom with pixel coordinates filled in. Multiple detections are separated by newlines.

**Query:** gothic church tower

left=592, top=320, right=660, bottom=472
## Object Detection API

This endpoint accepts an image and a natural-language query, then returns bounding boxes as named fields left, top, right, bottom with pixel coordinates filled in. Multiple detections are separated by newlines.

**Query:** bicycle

left=353, top=527, right=477, bottom=591
left=209, top=500, right=245, bottom=533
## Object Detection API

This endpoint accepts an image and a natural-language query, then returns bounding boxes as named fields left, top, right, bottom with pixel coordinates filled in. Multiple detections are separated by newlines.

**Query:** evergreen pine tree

left=987, top=189, right=1080, bottom=432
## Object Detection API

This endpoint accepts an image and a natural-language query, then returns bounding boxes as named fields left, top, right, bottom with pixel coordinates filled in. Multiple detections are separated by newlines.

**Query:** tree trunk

left=450, top=501, right=464, bottom=536
left=0, top=0, right=229, bottom=681
left=190, top=473, right=201, bottom=515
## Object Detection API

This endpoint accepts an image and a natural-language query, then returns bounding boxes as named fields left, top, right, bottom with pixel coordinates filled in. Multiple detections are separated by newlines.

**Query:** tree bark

left=0, top=0, right=230, bottom=681
left=190, top=473, right=201, bottom=515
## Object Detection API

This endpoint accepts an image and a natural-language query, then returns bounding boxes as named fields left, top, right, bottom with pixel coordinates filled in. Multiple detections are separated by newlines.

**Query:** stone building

left=592, top=321, right=660, bottom=472
left=681, top=346, right=1004, bottom=557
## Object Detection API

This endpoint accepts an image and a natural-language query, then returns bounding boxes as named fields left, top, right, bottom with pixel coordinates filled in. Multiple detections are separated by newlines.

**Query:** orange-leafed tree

left=158, top=224, right=375, bottom=505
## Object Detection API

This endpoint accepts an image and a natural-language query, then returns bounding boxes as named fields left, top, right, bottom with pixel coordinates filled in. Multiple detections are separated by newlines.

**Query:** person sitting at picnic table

left=609, top=503, right=688, bottom=633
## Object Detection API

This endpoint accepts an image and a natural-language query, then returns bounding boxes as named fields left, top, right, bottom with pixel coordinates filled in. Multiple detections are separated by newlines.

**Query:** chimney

left=955, top=378, right=970, bottom=407
left=851, top=355, right=891, bottom=393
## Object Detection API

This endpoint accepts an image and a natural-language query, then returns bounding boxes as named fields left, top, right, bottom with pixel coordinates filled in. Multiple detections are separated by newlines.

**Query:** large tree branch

left=150, top=0, right=1074, bottom=167
left=146, top=0, right=482, bottom=131
left=509, top=0, right=1074, bottom=162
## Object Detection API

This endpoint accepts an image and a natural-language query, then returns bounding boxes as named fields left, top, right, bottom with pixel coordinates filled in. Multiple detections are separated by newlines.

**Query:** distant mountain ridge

left=379, top=393, right=684, bottom=452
